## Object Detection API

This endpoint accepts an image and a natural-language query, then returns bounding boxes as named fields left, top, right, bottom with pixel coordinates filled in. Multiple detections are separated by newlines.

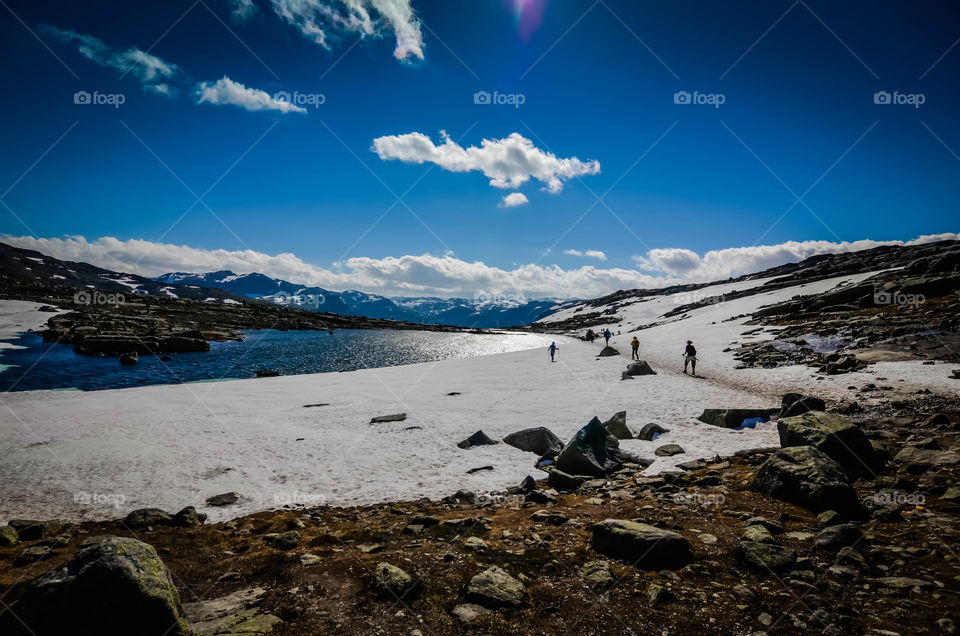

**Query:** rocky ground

left=2, top=391, right=958, bottom=635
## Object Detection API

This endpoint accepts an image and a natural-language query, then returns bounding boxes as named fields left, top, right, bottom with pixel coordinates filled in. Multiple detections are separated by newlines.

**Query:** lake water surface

left=0, top=328, right=553, bottom=392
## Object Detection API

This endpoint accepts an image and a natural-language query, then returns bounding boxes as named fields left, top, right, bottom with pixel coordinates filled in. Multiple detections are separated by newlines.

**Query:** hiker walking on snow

left=548, top=342, right=559, bottom=362
left=603, top=329, right=611, bottom=345
left=630, top=336, right=640, bottom=360
left=683, top=340, right=697, bottom=376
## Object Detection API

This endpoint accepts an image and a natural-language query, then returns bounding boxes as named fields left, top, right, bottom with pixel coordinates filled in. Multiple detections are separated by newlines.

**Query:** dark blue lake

left=0, top=329, right=551, bottom=392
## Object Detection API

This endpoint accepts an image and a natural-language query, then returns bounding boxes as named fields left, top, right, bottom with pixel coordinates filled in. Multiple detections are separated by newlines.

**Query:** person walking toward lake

left=603, top=329, right=611, bottom=345
left=548, top=341, right=559, bottom=362
left=631, top=336, right=640, bottom=360
left=683, top=340, right=697, bottom=376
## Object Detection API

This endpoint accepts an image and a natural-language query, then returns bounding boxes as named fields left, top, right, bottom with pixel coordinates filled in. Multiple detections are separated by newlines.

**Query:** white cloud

left=372, top=131, right=600, bottom=193
left=498, top=192, right=529, bottom=208
left=270, top=0, right=423, bottom=61
left=565, top=249, right=607, bottom=261
left=41, top=26, right=180, bottom=93
left=3, top=233, right=956, bottom=300
left=195, top=76, right=307, bottom=114
left=632, top=233, right=960, bottom=281
left=231, top=0, right=259, bottom=21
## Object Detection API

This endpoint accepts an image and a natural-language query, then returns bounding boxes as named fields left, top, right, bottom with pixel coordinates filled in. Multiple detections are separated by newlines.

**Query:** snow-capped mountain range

left=155, top=270, right=568, bottom=328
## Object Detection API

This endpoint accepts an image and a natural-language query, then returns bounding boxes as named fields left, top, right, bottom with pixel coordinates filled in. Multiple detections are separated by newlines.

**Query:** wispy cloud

left=195, top=76, right=306, bottom=113
left=230, top=0, right=259, bottom=22
left=43, top=25, right=305, bottom=116
left=498, top=192, right=529, bottom=208
left=270, top=0, right=424, bottom=61
left=565, top=249, right=607, bottom=261
left=40, top=25, right=181, bottom=95
left=372, top=131, right=600, bottom=193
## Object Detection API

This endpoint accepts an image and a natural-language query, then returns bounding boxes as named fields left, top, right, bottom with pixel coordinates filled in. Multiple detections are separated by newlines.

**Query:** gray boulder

left=503, top=427, right=563, bottom=456
left=0, top=525, right=17, bottom=547
left=637, top=423, right=669, bottom=441
left=697, top=408, right=775, bottom=429
left=8, top=520, right=63, bottom=541
left=777, top=411, right=882, bottom=478
left=555, top=417, right=623, bottom=477
left=123, top=508, right=172, bottom=529
left=655, top=444, right=685, bottom=457
left=370, top=413, right=406, bottom=423
left=263, top=531, right=300, bottom=550
left=752, top=446, right=860, bottom=515
left=374, top=562, right=418, bottom=598
left=7, top=537, right=190, bottom=635
left=457, top=430, right=498, bottom=449
left=815, top=523, right=863, bottom=550
left=623, top=361, right=656, bottom=376
left=578, top=561, right=615, bottom=588
left=465, top=566, right=526, bottom=607
left=205, top=492, right=239, bottom=507
left=547, top=469, right=589, bottom=491
left=740, top=541, right=797, bottom=572
left=598, top=346, right=620, bottom=357
left=591, top=519, right=692, bottom=569
left=171, top=506, right=206, bottom=527
left=602, top=411, right=632, bottom=439
left=780, top=393, right=826, bottom=418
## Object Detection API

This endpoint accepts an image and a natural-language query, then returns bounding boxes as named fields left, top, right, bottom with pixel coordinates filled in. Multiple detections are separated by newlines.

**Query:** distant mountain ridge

left=155, top=270, right=567, bottom=328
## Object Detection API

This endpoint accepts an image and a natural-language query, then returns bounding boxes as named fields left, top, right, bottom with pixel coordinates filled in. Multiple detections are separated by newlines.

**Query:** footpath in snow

left=1, top=272, right=954, bottom=523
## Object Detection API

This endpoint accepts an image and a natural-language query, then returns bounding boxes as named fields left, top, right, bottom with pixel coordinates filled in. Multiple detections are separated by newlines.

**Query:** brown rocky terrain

left=2, top=391, right=958, bottom=635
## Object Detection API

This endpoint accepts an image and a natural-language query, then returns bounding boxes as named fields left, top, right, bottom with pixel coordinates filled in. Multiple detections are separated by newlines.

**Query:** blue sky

left=0, top=0, right=958, bottom=298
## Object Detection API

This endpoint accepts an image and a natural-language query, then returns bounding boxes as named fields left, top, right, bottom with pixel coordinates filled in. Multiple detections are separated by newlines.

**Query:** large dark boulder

left=598, top=346, right=620, bottom=357
left=697, top=408, right=776, bottom=429
left=601, top=411, right=632, bottom=440
left=623, top=361, right=656, bottom=376
left=3, top=537, right=191, bottom=635
left=8, top=520, right=63, bottom=541
left=780, top=393, right=826, bottom=418
left=591, top=519, right=692, bottom=569
left=502, top=427, right=563, bottom=457
left=752, top=446, right=860, bottom=515
left=555, top=417, right=625, bottom=477
left=777, top=411, right=883, bottom=478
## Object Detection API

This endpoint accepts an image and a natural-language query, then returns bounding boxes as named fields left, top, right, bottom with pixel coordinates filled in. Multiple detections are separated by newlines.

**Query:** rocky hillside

left=533, top=239, right=960, bottom=334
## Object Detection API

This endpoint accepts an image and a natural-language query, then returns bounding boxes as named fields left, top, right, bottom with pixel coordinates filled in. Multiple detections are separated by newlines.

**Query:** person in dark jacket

left=548, top=342, right=558, bottom=362
left=603, top=329, right=611, bottom=345
left=683, top=340, right=697, bottom=376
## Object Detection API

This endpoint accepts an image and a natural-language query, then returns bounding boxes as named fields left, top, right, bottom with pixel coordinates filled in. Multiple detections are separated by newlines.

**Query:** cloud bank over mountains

left=4, top=233, right=956, bottom=300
